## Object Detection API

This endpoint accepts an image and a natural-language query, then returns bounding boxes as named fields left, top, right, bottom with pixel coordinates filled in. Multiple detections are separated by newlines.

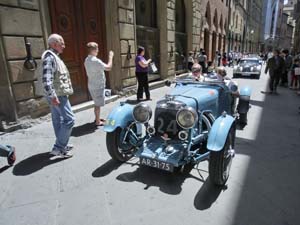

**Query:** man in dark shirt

left=264, top=49, right=285, bottom=94
left=281, top=49, right=293, bottom=87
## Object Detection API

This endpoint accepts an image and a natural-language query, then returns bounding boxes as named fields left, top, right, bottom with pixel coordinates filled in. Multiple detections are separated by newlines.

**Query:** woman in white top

left=84, top=42, right=114, bottom=126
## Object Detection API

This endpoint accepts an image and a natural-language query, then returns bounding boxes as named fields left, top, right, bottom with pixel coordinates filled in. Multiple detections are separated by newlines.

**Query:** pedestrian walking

left=264, top=49, right=285, bottom=95
left=290, top=58, right=300, bottom=90
left=197, top=50, right=208, bottom=73
left=281, top=49, right=293, bottom=87
left=222, top=52, right=227, bottom=67
left=0, top=144, right=16, bottom=166
left=41, top=34, right=74, bottom=158
left=84, top=42, right=114, bottom=127
left=135, top=46, right=152, bottom=101
left=214, top=51, right=221, bottom=67
left=187, top=51, right=194, bottom=71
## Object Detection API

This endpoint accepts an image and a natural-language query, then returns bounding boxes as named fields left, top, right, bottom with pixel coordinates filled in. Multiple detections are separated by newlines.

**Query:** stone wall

left=167, top=0, right=176, bottom=76
left=192, top=0, right=202, bottom=53
left=118, top=0, right=137, bottom=88
left=0, top=0, right=49, bottom=121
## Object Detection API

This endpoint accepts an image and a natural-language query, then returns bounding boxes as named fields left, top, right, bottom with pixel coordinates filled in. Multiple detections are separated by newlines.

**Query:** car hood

left=169, top=84, right=219, bottom=113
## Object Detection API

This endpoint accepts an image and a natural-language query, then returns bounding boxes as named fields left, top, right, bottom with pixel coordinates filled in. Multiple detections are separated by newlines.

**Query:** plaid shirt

left=42, top=49, right=57, bottom=98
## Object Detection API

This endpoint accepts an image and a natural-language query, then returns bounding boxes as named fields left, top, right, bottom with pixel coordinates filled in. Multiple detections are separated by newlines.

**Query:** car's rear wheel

left=106, top=127, right=137, bottom=162
left=209, top=126, right=235, bottom=186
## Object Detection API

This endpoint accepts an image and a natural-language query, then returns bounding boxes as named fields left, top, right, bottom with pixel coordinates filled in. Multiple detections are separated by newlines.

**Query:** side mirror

left=165, top=80, right=172, bottom=87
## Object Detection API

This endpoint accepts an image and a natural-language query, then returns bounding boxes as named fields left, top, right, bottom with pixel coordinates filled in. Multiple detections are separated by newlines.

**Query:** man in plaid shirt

left=42, top=34, right=74, bottom=158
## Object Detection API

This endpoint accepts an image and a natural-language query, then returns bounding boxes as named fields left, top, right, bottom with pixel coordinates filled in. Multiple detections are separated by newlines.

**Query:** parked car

left=233, top=58, right=262, bottom=79
left=104, top=74, right=251, bottom=186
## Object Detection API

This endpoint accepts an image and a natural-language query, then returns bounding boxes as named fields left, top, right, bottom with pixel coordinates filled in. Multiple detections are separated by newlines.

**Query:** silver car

left=233, top=58, right=262, bottom=79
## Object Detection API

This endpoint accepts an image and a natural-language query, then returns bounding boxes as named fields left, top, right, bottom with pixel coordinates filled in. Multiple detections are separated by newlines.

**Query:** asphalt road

left=1, top=67, right=299, bottom=225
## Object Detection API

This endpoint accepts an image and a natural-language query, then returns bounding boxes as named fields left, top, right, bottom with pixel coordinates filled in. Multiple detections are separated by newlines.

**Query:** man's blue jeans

left=47, top=96, right=75, bottom=152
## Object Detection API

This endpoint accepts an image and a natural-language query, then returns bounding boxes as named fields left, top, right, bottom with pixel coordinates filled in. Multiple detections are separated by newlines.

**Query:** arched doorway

left=175, top=0, right=187, bottom=73
left=218, top=34, right=222, bottom=52
left=212, top=32, right=217, bottom=61
left=204, top=29, right=210, bottom=56
left=212, top=9, right=218, bottom=59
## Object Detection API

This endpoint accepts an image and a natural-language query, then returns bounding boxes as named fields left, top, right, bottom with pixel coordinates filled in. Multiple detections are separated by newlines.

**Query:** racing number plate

left=140, top=157, right=174, bottom=172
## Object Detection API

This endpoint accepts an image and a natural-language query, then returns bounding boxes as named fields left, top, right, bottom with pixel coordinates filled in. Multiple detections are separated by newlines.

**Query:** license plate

left=140, top=157, right=174, bottom=172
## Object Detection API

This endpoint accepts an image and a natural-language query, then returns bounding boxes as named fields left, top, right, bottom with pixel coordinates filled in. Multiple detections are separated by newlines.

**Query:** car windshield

left=239, top=59, right=259, bottom=65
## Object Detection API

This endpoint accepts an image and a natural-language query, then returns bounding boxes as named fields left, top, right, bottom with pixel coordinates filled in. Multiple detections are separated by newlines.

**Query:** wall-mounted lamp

left=127, top=45, right=132, bottom=60
left=24, top=37, right=37, bottom=71
left=170, top=45, right=174, bottom=57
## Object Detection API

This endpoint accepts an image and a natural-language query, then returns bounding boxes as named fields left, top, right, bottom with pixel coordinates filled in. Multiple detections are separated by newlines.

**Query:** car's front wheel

left=106, top=127, right=137, bottom=162
left=209, top=126, right=235, bottom=186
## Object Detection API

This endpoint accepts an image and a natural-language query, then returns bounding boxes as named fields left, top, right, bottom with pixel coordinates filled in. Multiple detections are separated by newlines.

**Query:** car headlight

left=256, top=65, right=261, bottom=70
left=239, top=66, right=243, bottom=71
left=176, top=107, right=198, bottom=129
left=132, top=103, right=152, bottom=123
left=250, top=67, right=254, bottom=71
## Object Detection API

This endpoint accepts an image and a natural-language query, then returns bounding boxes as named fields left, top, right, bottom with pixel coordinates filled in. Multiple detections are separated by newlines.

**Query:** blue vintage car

left=104, top=74, right=251, bottom=186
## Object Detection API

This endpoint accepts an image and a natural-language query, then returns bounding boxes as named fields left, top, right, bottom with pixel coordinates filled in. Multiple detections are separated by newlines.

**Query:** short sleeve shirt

left=135, top=55, right=148, bottom=73
left=84, top=55, right=106, bottom=90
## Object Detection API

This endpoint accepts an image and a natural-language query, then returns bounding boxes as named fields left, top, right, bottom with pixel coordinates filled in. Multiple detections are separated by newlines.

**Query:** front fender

left=104, top=103, right=135, bottom=132
left=207, top=114, right=235, bottom=151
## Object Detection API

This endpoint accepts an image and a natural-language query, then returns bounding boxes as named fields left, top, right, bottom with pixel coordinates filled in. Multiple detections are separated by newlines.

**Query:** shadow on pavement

left=92, top=159, right=123, bottom=177
left=13, top=152, right=66, bottom=176
left=116, top=165, right=204, bottom=195
left=231, top=84, right=300, bottom=225
left=125, top=99, right=140, bottom=105
left=0, top=165, right=10, bottom=173
left=71, top=122, right=97, bottom=137
left=194, top=178, right=226, bottom=210
left=125, top=99, right=151, bottom=105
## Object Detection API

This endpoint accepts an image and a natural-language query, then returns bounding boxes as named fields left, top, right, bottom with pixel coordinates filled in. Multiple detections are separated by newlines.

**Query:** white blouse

left=84, top=55, right=106, bottom=90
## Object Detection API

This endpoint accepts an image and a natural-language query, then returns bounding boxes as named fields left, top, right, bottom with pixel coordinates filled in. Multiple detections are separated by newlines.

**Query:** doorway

left=49, top=0, right=107, bottom=105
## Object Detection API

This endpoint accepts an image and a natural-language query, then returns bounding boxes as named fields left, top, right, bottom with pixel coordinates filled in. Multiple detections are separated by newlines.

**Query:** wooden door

left=49, top=0, right=107, bottom=105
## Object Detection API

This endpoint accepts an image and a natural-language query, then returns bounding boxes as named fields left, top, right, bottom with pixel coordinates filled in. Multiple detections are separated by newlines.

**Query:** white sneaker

left=61, top=151, right=73, bottom=158
left=65, top=144, right=74, bottom=152
left=50, top=148, right=62, bottom=156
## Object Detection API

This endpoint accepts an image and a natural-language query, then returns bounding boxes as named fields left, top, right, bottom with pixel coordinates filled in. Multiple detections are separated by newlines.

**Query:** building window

left=136, top=0, right=160, bottom=75
left=175, top=0, right=187, bottom=73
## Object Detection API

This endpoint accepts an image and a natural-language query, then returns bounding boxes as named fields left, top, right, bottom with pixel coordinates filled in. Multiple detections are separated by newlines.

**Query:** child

left=290, top=58, right=299, bottom=90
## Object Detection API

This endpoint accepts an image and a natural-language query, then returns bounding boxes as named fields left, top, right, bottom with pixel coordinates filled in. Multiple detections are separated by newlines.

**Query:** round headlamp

left=132, top=103, right=152, bottom=123
left=176, top=107, right=198, bottom=129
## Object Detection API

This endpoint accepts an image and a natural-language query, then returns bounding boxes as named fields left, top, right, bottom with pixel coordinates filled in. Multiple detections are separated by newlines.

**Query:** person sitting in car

left=190, top=63, right=204, bottom=82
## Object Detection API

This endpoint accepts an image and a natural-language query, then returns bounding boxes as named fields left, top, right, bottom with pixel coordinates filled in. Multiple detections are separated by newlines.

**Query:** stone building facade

left=0, top=0, right=232, bottom=127
left=199, top=0, right=229, bottom=61
left=246, top=0, right=263, bottom=53
left=293, top=0, right=300, bottom=53
left=228, top=0, right=248, bottom=53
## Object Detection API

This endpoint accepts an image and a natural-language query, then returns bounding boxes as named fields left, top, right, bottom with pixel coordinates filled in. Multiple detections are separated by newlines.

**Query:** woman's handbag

left=149, top=62, right=158, bottom=73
